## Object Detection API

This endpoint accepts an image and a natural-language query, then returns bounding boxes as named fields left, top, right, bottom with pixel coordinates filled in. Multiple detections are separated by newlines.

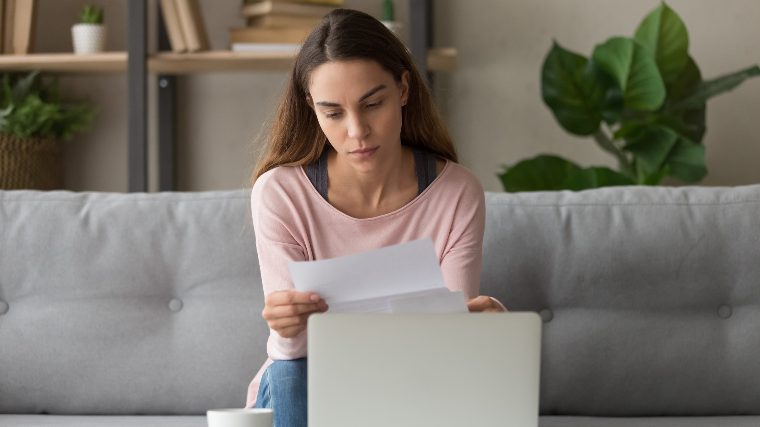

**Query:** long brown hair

left=252, top=8, right=457, bottom=181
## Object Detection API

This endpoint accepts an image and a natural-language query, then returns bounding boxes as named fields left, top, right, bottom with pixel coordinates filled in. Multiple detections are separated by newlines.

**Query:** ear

left=305, top=94, right=314, bottom=109
left=399, top=70, right=410, bottom=106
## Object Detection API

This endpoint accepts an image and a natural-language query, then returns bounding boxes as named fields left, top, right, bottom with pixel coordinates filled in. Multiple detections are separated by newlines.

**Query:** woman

left=247, top=8, right=505, bottom=426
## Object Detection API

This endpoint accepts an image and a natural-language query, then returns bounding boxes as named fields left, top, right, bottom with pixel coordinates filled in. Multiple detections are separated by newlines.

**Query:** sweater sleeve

left=439, top=175, right=486, bottom=301
left=251, top=176, right=309, bottom=360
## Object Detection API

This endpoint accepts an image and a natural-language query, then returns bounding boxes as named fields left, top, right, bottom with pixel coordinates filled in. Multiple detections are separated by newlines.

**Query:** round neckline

left=297, top=160, right=451, bottom=222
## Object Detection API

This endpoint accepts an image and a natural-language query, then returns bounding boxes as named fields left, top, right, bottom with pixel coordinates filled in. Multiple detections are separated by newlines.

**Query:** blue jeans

left=254, top=358, right=307, bottom=427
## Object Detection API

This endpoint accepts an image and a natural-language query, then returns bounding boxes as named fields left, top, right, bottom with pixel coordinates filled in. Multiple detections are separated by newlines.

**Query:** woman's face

left=308, top=59, right=409, bottom=174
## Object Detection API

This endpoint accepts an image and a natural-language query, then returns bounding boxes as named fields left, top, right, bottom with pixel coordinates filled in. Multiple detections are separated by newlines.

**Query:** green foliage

left=500, top=155, right=634, bottom=192
left=80, top=5, right=104, bottom=24
left=499, top=2, right=760, bottom=192
left=0, top=71, right=95, bottom=140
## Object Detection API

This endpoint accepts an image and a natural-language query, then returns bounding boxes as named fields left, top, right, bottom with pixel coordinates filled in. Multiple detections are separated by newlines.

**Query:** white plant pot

left=71, top=24, right=106, bottom=54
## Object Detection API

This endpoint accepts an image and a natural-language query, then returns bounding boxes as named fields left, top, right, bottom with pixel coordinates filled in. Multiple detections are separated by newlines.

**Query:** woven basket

left=0, top=134, right=64, bottom=190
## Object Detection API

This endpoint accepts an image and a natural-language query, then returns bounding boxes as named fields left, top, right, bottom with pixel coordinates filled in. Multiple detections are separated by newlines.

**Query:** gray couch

left=1, top=186, right=759, bottom=426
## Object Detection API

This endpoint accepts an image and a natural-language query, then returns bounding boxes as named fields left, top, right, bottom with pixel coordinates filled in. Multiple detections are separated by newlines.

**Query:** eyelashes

left=324, top=100, right=384, bottom=120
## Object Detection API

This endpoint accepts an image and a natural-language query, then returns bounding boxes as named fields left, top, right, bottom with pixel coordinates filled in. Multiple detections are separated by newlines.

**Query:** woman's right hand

left=262, top=290, right=328, bottom=338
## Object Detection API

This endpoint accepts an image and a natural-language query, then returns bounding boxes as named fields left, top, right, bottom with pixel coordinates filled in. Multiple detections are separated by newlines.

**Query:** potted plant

left=499, top=2, right=760, bottom=192
left=0, top=71, right=95, bottom=189
left=72, top=4, right=106, bottom=54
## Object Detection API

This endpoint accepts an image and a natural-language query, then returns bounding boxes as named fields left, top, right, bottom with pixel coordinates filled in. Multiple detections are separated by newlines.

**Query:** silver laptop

left=308, top=313, right=542, bottom=427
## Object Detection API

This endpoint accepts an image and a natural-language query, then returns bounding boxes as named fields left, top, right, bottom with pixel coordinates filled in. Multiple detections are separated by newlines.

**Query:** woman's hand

left=262, top=290, right=328, bottom=338
left=467, top=295, right=507, bottom=313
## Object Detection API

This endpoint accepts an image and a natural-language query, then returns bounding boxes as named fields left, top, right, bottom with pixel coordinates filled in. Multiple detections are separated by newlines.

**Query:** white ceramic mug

left=207, top=408, right=273, bottom=427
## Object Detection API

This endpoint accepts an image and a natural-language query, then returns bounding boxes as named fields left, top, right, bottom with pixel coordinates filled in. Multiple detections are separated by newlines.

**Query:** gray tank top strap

left=306, top=147, right=438, bottom=202
left=412, top=147, right=438, bottom=195
left=305, top=149, right=329, bottom=200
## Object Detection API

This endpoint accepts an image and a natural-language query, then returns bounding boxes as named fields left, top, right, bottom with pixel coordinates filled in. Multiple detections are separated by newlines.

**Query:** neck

left=328, top=145, right=413, bottom=209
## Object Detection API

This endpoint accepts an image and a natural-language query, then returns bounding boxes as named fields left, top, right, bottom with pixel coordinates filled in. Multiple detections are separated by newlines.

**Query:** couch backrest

left=4, top=185, right=760, bottom=417
left=0, top=190, right=269, bottom=415
left=481, top=185, right=760, bottom=416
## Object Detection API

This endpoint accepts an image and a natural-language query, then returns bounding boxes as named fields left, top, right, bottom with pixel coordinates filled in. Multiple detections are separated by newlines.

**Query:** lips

left=349, top=146, right=379, bottom=158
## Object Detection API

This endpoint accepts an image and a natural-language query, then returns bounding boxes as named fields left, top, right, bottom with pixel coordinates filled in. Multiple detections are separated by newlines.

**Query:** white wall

left=32, top=0, right=760, bottom=192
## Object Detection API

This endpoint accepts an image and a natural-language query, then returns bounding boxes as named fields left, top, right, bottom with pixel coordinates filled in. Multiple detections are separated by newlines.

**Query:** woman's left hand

left=467, top=295, right=507, bottom=313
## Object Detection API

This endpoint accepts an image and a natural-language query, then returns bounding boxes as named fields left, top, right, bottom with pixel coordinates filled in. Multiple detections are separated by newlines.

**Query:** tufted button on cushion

left=169, top=298, right=184, bottom=312
left=717, top=304, right=732, bottom=319
left=0, top=300, right=8, bottom=315
left=539, top=308, right=554, bottom=323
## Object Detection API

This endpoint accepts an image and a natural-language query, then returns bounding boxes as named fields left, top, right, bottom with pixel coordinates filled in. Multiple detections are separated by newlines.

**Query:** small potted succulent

left=72, top=5, right=106, bottom=54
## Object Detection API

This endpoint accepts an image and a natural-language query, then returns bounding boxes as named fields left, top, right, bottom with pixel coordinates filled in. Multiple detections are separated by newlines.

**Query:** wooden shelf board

left=152, top=48, right=458, bottom=73
left=0, top=48, right=457, bottom=74
left=0, top=52, right=128, bottom=72
left=149, top=50, right=297, bottom=74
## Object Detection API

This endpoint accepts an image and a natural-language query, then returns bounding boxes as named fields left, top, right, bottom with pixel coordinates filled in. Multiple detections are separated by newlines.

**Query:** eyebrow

left=314, top=84, right=387, bottom=108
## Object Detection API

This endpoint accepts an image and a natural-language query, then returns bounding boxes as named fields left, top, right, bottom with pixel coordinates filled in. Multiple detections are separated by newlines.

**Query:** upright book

left=3, top=0, right=14, bottom=54
left=160, top=0, right=187, bottom=52
left=11, top=0, right=34, bottom=54
left=175, top=0, right=209, bottom=52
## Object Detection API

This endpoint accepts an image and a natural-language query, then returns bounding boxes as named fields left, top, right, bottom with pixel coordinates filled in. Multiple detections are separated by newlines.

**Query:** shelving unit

left=1, top=0, right=452, bottom=191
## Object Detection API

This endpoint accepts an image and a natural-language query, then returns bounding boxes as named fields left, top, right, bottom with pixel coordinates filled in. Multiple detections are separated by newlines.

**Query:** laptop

left=308, top=313, right=542, bottom=427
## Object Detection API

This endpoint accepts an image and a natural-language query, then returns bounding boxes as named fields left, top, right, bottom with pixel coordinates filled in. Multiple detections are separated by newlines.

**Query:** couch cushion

left=0, top=190, right=269, bottom=415
left=0, top=415, right=206, bottom=426
left=481, top=185, right=760, bottom=416
left=540, top=416, right=760, bottom=427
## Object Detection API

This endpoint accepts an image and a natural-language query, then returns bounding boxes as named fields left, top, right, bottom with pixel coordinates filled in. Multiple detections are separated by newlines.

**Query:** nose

left=346, top=112, right=369, bottom=140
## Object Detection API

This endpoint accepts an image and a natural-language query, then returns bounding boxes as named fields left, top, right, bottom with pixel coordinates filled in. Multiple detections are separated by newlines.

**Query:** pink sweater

left=245, top=160, right=485, bottom=407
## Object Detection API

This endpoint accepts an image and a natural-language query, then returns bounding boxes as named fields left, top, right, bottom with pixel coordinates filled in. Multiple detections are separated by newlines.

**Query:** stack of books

left=230, top=0, right=343, bottom=53
left=160, top=0, right=209, bottom=53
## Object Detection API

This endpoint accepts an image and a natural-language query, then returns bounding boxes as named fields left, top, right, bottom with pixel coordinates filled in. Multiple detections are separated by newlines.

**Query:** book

left=3, top=0, right=14, bottom=54
left=243, top=0, right=344, bottom=6
left=241, top=1, right=335, bottom=18
left=230, top=25, right=312, bottom=44
left=231, top=42, right=301, bottom=54
left=299, top=0, right=343, bottom=5
left=160, top=0, right=187, bottom=52
left=0, top=0, right=5, bottom=53
left=175, top=0, right=209, bottom=52
left=12, top=0, right=34, bottom=54
left=246, top=13, right=323, bottom=29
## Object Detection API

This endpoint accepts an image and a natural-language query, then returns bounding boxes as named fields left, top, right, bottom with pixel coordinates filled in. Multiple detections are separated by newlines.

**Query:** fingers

left=262, top=301, right=326, bottom=320
left=266, top=290, right=322, bottom=307
left=267, top=313, right=309, bottom=330
left=466, top=295, right=489, bottom=312
left=262, top=290, right=328, bottom=337
left=467, top=295, right=503, bottom=313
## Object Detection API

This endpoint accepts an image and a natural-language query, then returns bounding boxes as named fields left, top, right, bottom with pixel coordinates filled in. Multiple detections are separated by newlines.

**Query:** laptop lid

left=308, top=313, right=542, bottom=427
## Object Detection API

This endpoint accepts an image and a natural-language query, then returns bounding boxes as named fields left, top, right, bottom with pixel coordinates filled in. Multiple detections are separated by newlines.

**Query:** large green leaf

left=667, top=56, right=702, bottom=102
left=666, top=137, right=707, bottom=182
left=672, top=65, right=760, bottom=110
left=592, top=37, right=666, bottom=111
left=634, top=2, right=689, bottom=85
left=624, top=125, right=679, bottom=177
left=661, top=56, right=705, bottom=142
left=541, top=42, right=608, bottom=135
left=657, top=107, right=706, bottom=144
left=499, top=155, right=635, bottom=192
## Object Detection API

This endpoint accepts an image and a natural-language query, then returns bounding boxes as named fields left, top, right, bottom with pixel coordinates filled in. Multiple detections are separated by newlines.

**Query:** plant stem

left=593, top=128, right=634, bottom=179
